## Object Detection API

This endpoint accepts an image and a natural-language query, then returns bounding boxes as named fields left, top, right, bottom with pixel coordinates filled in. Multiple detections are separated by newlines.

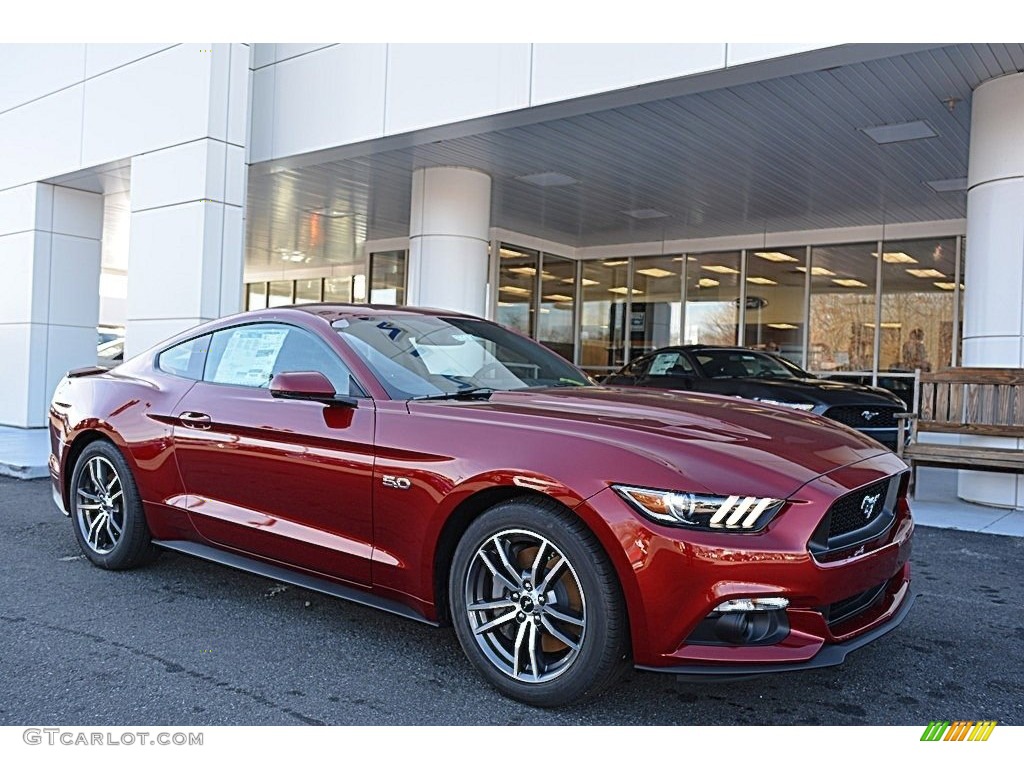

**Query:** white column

left=125, top=44, right=249, bottom=357
left=959, top=72, right=1024, bottom=509
left=0, top=183, right=102, bottom=427
left=407, top=167, right=492, bottom=317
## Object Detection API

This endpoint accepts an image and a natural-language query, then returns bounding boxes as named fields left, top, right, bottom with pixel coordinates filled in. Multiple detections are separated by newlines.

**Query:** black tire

left=69, top=440, right=159, bottom=570
left=449, top=496, right=630, bottom=707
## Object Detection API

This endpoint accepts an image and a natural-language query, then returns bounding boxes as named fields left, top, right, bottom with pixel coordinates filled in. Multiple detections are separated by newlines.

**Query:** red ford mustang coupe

left=49, top=304, right=914, bottom=707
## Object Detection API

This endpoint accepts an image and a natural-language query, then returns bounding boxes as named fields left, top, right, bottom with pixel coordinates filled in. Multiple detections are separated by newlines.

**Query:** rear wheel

left=69, top=440, right=158, bottom=570
left=449, top=497, right=629, bottom=707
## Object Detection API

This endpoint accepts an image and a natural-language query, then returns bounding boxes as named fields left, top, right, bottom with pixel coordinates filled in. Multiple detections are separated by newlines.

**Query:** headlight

left=613, top=486, right=785, bottom=531
left=754, top=398, right=816, bottom=411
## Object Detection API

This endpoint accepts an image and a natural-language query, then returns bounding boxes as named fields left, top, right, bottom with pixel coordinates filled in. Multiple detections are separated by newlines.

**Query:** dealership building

left=0, top=43, right=1022, bottom=509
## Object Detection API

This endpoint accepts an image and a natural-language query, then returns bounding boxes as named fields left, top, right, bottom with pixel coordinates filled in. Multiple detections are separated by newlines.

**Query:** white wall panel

left=272, top=44, right=386, bottom=158
left=0, top=86, right=84, bottom=190
left=530, top=44, right=726, bottom=106
left=0, top=184, right=51, bottom=236
left=0, top=44, right=85, bottom=113
left=0, top=324, right=46, bottom=427
left=52, top=186, right=104, bottom=239
left=726, top=43, right=824, bottom=67
left=385, top=44, right=530, bottom=135
left=0, top=232, right=49, bottom=325
left=84, top=44, right=174, bottom=78
left=226, top=44, right=251, bottom=147
left=47, top=234, right=101, bottom=327
left=248, top=66, right=275, bottom=163
left=275, top=44, right=333, bottom=62
left=81, top=46, right=213, bottom=168
left=252, top=44, right=276, bottom=69
left=131, top=140, right=226, bottom=211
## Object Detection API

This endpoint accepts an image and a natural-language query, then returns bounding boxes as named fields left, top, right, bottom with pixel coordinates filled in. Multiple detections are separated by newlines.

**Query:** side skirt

left=153, top=539, right=439, bottom=627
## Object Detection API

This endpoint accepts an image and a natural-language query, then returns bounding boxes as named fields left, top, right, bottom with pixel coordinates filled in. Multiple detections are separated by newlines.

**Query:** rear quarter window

left=157, top=335, right=211, bottom=380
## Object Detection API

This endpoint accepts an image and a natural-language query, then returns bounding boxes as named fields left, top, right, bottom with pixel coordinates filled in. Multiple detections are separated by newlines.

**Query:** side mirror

left=269, top=371, right=358, bottom=407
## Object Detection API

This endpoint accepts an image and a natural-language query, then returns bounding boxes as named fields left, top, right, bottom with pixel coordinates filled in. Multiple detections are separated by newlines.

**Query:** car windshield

left=333, top=314, right=591, bottom=399
left=693, top=349, right=811, bottom=380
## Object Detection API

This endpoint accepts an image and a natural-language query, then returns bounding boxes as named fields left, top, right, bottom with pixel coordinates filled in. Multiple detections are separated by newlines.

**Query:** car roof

left=287, top=303, right=479, bottom=323
left=649, top=345, right=779, bottom=355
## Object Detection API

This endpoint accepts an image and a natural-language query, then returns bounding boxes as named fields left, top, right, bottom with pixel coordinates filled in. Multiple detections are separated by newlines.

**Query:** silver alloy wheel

left=464, top=528, right=587, bottom=683
left=75, top=456, right=125, bottom=555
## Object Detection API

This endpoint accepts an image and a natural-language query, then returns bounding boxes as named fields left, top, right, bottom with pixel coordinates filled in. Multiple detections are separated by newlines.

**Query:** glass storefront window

left=267, top=280, right=294, bottom=307
left=497, top=244, right=539, bottom=336
left=246, top=282, right=267, bottom=310
left=294, top=278, right=323, bottom=304
left=684, top=251, right=741, bottom=346
left=878, top=237, right=958, bottom=373
left=743, top=247, right=807, bottom=365
left=324, top=276, right=353, bottom=303
left=807, top=243, right=877, bottom=372
left=629, top=255, right=682, bottom=358
left=579, top=259, right=630, bottom=372
left=537, top=254, right=577, bottom=362
left=370, top=250, right=407, bottom=305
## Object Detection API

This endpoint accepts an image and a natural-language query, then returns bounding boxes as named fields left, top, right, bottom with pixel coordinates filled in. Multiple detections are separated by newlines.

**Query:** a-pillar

left=959, top=72, right=1024, bottom=509
left=407, top=167, right=492, bottom=316
left=0, top=183, right=102, bottom=427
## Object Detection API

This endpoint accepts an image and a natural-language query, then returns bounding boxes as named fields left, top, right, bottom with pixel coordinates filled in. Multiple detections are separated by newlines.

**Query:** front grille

left=808, top=472, right=907, bottom=560
left=828, top=479, right=890, bottom=539
left=823, top=405, right=901, bottom=430
left=822, top=581, right=888, bottom=628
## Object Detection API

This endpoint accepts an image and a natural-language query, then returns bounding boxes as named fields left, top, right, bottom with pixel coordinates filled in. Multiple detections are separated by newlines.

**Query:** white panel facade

left=725, top=43, right=824, bottom=67
left=385, top=44, right=531, bottom=135
left=266, top=44, right=387, bottom=161
left=0, top=44, right=85, bottom=113
left=84, top=44, right=174, bottom=78
left=530, top=44, right=726, bottom=105
left=0, top=87, right=84, bottom=190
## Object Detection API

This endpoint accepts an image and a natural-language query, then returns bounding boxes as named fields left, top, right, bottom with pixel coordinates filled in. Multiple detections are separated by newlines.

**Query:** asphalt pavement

left=1, top=476, right=1021, bottom=726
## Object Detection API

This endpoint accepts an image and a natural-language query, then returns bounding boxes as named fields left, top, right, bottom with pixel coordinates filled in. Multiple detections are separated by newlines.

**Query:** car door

left=171, top=322, right=375, bottom=585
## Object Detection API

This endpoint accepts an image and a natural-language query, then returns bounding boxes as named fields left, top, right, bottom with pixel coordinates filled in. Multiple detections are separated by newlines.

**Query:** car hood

left=410, top=386, right=893, bottom=499
left=707, top=376, right=904, bottom=407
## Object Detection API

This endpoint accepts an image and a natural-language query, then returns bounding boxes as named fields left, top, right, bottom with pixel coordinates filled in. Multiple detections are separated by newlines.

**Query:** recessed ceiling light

left=863, top=322, right=903, bottom=329
left=697, top=278, right=720, bottom=288
left=608, top=286, right=643, bottom=295
left=906, top=268, right=946, bottom=279
left=636, top=267, right=676, bottom=278
left=602, top=259, right=629, bottom=267
left=621, top=208, right=668, bottom=219
left=796, top=266, right=837, bottom=277
left=499, top=247, right=527, bottom=259
left=767, top=323, right=798, bottom=330
left=933, top=282, right=964, bottom=291
left=578, top=278, right=599, bottom=286
left=925, top=177, right=968, bottom=193
left=872, top=251, right=918, bottom=264
left=702, top=265, right=740, bottom=275
left=508, top=266, right=537, bottom=276
left=861, top=120, right=937, bottom=145
left=499, top=285, right=531, bottom=296
left=308, top=208, right=353, bottom=218
left=746, top=276, right=778, bottom=285
left=542, top=294, right=574, bottom=302
left=516, top=172, right=578, bottom=187
left=832, top=278, right=868, bottom=288
left=754, top=251, right=799, bottom=263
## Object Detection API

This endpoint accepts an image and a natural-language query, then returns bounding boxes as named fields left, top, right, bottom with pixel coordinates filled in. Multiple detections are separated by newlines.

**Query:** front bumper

left=583, top=450, right=914, bottom=671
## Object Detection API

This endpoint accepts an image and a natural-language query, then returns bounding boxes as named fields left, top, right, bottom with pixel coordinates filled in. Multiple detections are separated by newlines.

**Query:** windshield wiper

left=411, top=387, right=496, bottom=402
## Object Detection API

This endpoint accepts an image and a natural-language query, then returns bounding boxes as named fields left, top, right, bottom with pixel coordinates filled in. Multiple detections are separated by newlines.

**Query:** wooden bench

left=896, top=368, right=1024, bottom=475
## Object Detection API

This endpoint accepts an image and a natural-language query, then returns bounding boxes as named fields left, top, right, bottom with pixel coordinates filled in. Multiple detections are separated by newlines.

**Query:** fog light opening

left=685, top=597, right=791, bottom=647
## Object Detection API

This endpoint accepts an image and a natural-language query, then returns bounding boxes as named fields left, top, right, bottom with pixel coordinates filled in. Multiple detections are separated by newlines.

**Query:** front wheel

left=449, top=497, right=629, bottom=707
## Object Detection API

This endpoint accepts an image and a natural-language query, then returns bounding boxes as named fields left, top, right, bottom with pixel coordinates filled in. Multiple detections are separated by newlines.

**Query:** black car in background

left=603, top=346, right=907, bottom=449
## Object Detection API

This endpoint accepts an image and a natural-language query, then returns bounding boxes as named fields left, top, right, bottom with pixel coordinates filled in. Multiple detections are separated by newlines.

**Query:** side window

left=624, top=356, right=652, bottom=377
left=157, top=334, right=210, bottom=380
left=648, top=352, right=694, bottom=377
left=205, top=324, right=357, bottom=395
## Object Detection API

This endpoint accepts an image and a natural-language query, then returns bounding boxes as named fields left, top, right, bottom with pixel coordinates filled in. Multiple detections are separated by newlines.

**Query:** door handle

left=178, top=411, right=212, bottom=430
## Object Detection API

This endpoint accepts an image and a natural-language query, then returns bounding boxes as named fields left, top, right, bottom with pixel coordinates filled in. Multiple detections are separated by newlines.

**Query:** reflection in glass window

left=579, top=259, right=630, bottom=371
left=246, top=282, right=268, bottom=310
left=370, top=250, right=407, bottom=305
left=537, top=254, right=576, bottom=362
left=878, top=237, right=957, bottom=373
left=324, top=276, right=353, bottom=304
left=684, top=251, right=741, bottom=346
left=267, top=280, right=293, bottom=307
left=630, top=255, right=682, bottom=359
left=743, top=248, right=807, bottom=365
left=294, top=279, right=323, bottom=304
left=807, top=243, right=876, bottom=372
left=497, top=244, right=538, bottom=336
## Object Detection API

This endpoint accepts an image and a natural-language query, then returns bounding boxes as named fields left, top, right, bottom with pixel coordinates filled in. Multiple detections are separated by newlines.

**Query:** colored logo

left=920, top=721, right=997, bottom=741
